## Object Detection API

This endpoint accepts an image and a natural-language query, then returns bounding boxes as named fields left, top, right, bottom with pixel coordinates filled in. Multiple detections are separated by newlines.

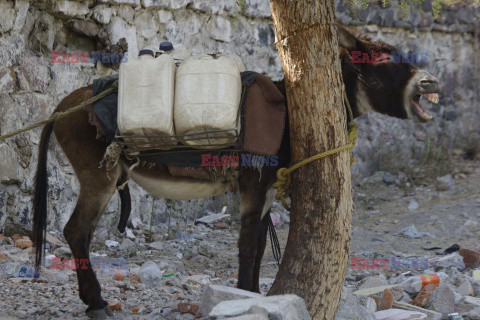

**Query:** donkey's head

left=338, top=26, right=440, bottom=123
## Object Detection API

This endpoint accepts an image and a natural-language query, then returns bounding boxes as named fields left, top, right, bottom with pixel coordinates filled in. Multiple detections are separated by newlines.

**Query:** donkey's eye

left=376, top=54, right=392, bottom=63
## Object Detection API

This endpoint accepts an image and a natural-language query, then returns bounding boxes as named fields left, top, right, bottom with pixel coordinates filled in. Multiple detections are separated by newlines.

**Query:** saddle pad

left=241, top=73, right=286, bottom=156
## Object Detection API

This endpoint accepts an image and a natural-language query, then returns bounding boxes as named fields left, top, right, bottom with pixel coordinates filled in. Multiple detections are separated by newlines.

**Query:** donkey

left=31, top=26, right=440, bottom=318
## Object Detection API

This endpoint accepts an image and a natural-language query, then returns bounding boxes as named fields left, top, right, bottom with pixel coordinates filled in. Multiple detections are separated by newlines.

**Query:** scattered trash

left=270, top=212, right=282, bottom=226
left=435, top=244, right=460, bottom=255
left=195, top=210, right=230, bottom=225
left=448, top=313, right=465, bottom=320
left=163, top=273, right=175, bottom=278
left=401, top=272, right=448, bottom=293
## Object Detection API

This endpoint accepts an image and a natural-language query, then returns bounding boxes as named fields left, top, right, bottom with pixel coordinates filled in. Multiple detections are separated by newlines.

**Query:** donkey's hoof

left=86, top=306, right=114, bottom=319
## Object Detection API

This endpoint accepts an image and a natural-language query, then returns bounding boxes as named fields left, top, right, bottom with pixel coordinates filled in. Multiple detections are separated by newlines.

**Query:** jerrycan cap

left=138, top=49, right=154, bottom=57
left=159, top=42, right=174, bottom=52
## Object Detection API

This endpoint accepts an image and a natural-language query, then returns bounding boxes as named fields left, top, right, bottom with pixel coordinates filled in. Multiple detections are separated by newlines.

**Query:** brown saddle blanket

left=241, top=73, right=286, bottom=156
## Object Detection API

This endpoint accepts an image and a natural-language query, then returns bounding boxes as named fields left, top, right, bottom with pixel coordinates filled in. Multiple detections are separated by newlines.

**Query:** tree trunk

left=268, top=1, right=353, bottom=319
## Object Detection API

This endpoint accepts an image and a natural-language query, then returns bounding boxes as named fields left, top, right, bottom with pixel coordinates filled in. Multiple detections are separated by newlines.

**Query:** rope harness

left=272, top=92, right=358, bottom=211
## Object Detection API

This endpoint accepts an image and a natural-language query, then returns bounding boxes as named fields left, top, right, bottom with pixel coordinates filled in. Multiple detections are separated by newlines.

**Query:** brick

left=15, top=238, right=33, bottom=249
left=108, top=300, right=122, bottom=311
left=377, top=289, right=394, bottom=311
left=459, top=248, right=480, bottom=268
left=411, top=283, right=436, bottom=307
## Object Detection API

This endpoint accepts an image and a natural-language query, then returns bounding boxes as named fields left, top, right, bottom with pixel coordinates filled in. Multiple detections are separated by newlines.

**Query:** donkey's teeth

left=422, top=93, right=439, bottom=104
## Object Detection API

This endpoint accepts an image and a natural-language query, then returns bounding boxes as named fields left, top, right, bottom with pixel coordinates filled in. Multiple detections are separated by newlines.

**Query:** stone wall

left=0, top=0, right=478, bottom=235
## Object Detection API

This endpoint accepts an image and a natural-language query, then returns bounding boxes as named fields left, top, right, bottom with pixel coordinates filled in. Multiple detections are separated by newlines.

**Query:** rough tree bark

left=268, top=1, right=353, bottom=319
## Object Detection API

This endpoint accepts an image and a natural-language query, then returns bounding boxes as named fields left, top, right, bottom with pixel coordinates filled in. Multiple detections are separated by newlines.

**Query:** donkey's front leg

left=237, top=173, right=269, bottom=292
left=63, top=172, right=120, bottom=318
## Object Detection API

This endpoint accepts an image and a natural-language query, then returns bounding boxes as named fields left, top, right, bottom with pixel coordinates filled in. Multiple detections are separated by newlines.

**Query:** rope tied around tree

left=273, top=91, right=358, bottom=211
left=0, top=81, right=119, bottom=142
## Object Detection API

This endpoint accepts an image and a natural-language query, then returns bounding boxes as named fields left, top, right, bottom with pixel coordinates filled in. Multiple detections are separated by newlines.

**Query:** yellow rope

left=273, top=91, right=358, bottom=211
left=0, top=81, right=118, bottom=141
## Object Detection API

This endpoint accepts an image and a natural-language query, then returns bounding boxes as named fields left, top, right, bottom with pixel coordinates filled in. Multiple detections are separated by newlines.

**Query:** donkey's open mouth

left=405, top=70, right=441, bottom=123
left=411, top=92, right=439, bottom=122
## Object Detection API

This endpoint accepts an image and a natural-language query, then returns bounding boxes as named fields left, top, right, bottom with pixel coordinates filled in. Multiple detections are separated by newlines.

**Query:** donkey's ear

left=337, top=25, right=359, bottom=50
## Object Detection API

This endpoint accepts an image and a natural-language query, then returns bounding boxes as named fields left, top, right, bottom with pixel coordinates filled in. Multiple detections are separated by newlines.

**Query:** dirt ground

left=1, top=158, right=479, bottom=319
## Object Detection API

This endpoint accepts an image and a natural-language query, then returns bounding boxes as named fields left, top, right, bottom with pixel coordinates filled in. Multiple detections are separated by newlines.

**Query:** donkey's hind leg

left=63, top=166, right=121, bottom=318
left=237, top=170, right=271, bottom=292
left=251, top=210, right=271, bottom=293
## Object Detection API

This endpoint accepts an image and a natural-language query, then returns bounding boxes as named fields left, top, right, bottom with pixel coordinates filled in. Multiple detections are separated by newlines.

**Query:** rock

left=3, top=223, right=31, bottom=239
left=401, top=225, right=421, bottom=238
left=358, top=276, right=389, bottom=290
left=206, top=16, right=232, bottom=42
left=199, top=285, right=263, bottom=316
left=0, top=5, right=15, bottom=33
left=374, top=308, right=427, bottom=320
left=462, top=295, right=480, bottom=307
left=335, top=290, right=376, bottom=320
left=139, top=261, right=163, bottom=286
left=210, top=294, right=311, bottom=320
left=0, top=234, right=8, bottom=241
left=92, top=5, right=112, bottom=24
left=435, top=252, right=465, bottom=270
left=118, top=238, right=136, bottom=255
left=426, top=285, right=455, bottom=315
left=148, top=241, right=164, bottom=251
left=456, top=279, right=474, bottom=296
left=13, top=0, right=29, bottom=31
left=0, top=70, right=15, bottom=93
left=407, top=200, right=419, bottom=211
left=226, top=315, right=268, bottom=320
left=177, top=302, right=199, bottom=316
left=382, top=172, right=395, bottom=184
left=459, top=248, right=480, bottom=268
left=435, top=174, right=453, bottom=191
left=53, top=246, right=72, bottom=257
left=53, top=0, right=90, bottom=17
left=108, top=300, right=122, bottom=311
left=105, top=240, right=119, bottom=248
left=46, top=233, right=63, bottom=247
left=71, top=20, right=100, bottom=38
left=14, top=55, right=49, bottom=93
left=0, top=144, right=20, bottom=183
left=126, top=229, right=136, bottom=240
left=182, top=274, right=211, bottom=288
left=213, top=222, right=229, bottom=229
left=411, top=283, right=436, bottom=307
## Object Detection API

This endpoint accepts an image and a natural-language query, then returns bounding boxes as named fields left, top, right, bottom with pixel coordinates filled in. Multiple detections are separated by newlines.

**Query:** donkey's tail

left=32, top=121, right=54, bottom=271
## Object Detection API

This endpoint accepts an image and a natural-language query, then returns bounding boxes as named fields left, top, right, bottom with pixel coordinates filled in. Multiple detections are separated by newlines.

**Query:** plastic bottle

left=401, top=272, right=448, bottom=293
left=1, top=262, right=38, bottom=278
